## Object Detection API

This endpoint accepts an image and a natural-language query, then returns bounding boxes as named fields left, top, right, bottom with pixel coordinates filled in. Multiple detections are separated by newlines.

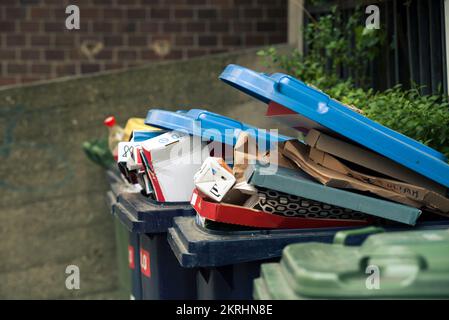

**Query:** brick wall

left=0, top=0, right=287, bottom=87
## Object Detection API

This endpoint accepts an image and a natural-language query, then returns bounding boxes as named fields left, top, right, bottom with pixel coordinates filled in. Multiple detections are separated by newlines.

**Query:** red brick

left=117, top=50, right=138, bottom=60
left=245, top=34, right=266, bottom=46
left=104, top=35, right=124, bottom=46
left=162, top=22, right=183, bottom=33
left=221, top=35, right=243, bottom=46
left=0, top=22, right=15, bottom=32
left=92, top=0, right=113, bottom=4
left=31, top=35, right=51, bottom=46
left=31, top=64, right=52, bottom=74
left=22, top=76, right=43, bottom=84
left=189, top=0, right=207, bottom=4
left=141, top=50, right=160, bottom=60
left=95, top=49, right=113, bottom=60
left=234, top=0, right=254, bottom=5
left=117, top=0, right=138, bottom=4
left=175, top=35, right=194, bottom=46
left=7, top=63, right=28, bottom=74
left=185, top=22, right=206, bottom=32
left=257, top=0, right=279, bottom=5
left=6, top=7, right=26, bottom=19
left=197, top=9, right=217, bottom=20
left=164, top=50, right=183, bottom=60
left=104, top=62, right=125, bottom=70
left=185, top=49, right=208, bottom=58
left=55, top=64, right=77, bottom=75
left=174, top=9, right=194, bottom=19
left=45, top=50, right=65, bottom=60
left=142, top=0, right=161, bottom=4
left=127, top=9, right=146, bottom=19
left=92, top=22, right=113, bottom=33
left=0, top=50, right=16, bottom=60
left=140, top=22, right=160, bottom=33
left=265, top=7, right=287, bottom=18
left=81, top=63, right=101, bottom=74
left=79, top=8, right=101, bottom=19
left=244, top=8, right=263, bottom=19
left=30, top=8, right=52, bottom=19
left=268, top=34, right=286, bottom=44
left=103, top=9, right=124, bottom=19
left=115, top=22, right=137, bottom=33
left=19, top=22, right=41, bottom=33
left=54, top=35, right=76, bottom=47
left=20, top=50, right=41, bottom=60
left=209, top=22, right=229, bottom=33
left=150, top=8, right=170, bottom=19
left=233, top=22, right=254, bottom=32
left=0, top=78, right=18, bottom=87
left=6, top=35, right=26, bottom=46
left=220, top=8, right=241, bottom=20
left=198, top=35, right=217, bottom=46
left=210, top=49, right=228, bottom=55
left=256, top=22, right=277, bottom=32
left=44, top=22, right=64, bottom=33
left=128, top=36, right=147, bottom=46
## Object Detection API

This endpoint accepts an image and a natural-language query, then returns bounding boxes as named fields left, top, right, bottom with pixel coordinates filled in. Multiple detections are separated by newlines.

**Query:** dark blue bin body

left=168, top=216, right=449, bottom=300
left=114, top=192, right=197, bottom=300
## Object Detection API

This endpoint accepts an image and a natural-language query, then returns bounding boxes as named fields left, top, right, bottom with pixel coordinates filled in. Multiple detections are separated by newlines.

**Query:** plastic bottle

left=104, top=116, right=125, bottom=159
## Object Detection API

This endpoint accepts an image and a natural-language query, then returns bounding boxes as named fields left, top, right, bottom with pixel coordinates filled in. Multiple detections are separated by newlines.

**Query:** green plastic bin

left=105, top=170, right=140, bottom=299
left=254, top=228, right=449, bottom=299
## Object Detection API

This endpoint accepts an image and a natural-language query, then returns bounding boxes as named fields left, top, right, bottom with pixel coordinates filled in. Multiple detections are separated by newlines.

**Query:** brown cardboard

left=309, top=148, right=449, bottom=214
left=232, top=132, right=294, bottom=183
left=282, top=140, right=422, bottom=208
left=305, top=129, right=447, bottom=195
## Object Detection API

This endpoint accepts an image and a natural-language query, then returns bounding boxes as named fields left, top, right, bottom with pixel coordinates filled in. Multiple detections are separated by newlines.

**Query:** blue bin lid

left=219, top=64, right=449, bottom=188
left=145, top=108, right=291, bottom=147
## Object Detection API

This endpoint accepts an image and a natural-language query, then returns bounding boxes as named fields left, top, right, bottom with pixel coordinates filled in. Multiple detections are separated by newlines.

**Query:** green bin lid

left=254, top=229, right=449, bottom=299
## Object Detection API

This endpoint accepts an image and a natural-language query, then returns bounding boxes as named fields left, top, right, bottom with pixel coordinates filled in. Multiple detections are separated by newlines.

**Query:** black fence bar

left=429, top=0, right=445, bottom=93
left=440, top=0, right=448, bottom=95
left=305, top=0, right=447, bottom=95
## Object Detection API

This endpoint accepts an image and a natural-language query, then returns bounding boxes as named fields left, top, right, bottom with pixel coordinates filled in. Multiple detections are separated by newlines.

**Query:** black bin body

left=168, top=216, right=449, bottom=300
left=114, top=192, right=197, bottom=300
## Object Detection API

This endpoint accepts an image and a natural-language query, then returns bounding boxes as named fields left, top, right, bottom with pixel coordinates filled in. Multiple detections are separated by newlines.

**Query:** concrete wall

left=0, top=45, right=294, bottom=299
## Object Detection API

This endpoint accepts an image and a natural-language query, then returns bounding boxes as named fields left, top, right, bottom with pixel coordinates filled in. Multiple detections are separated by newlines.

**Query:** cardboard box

left=249, top=158, right=422, bottom=225
left=194, top=157, right=236, bottom=202
left=305, top=129, right=447, bottom=195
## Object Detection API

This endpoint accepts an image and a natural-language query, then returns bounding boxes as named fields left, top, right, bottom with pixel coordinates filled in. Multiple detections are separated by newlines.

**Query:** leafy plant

left=258, top=7, right=449, bottom=159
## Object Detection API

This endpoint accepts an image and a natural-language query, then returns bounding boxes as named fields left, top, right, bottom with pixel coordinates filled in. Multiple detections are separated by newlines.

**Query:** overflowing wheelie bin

left=92, top=63, right=449, bottom=300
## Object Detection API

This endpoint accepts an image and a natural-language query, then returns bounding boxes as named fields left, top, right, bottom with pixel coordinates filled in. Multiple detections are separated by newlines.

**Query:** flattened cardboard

left=305, top=129, right=446, bottom=195
left=309, top=148, right=449, bottom=214
left=190, top=190, right=369, bottom=229
left=248, top=164, right=422, bottom=225
left=282, top=140, right=422, bottom=209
